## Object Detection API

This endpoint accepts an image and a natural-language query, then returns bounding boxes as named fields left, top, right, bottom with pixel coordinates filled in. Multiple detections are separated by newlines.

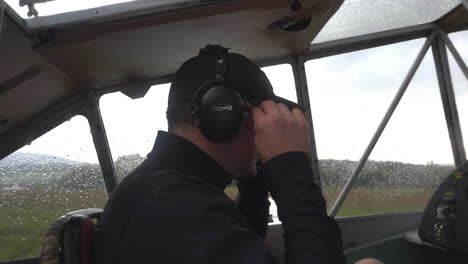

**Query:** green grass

left=0, top=187, right=434, bottom=262
left=323, top=187, right=434, bottom=217
left=0, top=189, right=106, bottom=262
left=225, top=186, right=433, bottom=216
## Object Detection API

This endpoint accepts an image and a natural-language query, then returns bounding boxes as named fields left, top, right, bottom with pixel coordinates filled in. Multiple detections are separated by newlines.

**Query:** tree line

left=0, top=153, right=454, bottom=190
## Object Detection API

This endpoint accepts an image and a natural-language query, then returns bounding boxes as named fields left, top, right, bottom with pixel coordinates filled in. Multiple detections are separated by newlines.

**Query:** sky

left=4, top=1, right=467, bottom=166
left=4, top=0, right=136, bottom=17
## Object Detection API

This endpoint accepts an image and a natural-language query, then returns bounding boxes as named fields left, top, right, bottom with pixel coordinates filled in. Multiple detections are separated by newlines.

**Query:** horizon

left=0, top=151, right=456, bottom=167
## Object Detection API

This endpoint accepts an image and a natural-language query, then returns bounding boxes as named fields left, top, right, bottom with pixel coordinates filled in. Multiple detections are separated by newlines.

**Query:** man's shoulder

left=115, top=161, right=233, bottom=210
left=126, top=169, right=246, bottom=238
left=116, top=167, right=244, bottom=237
left=138, top=169, right=234, bottom=210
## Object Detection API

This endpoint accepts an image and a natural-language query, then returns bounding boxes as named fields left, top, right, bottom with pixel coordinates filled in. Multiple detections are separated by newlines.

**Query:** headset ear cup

left=192, top=82, right=211, bottom=128
left=194, top=83, right=245, bottom=142
left=191, top=104, right=200, bottom=127
left=191, top=50, right=245, bottom=142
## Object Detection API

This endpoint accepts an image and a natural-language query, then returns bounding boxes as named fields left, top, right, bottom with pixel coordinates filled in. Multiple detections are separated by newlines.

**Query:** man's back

left=96, top=131, right=346, bottom=264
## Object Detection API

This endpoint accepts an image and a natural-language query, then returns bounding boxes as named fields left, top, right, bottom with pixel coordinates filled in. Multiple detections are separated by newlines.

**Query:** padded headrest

left=41, top=208, right=102, bottom=264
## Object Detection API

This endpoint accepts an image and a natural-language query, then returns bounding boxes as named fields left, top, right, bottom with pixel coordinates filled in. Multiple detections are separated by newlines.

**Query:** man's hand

left=252, top=101, right=309, bottom=163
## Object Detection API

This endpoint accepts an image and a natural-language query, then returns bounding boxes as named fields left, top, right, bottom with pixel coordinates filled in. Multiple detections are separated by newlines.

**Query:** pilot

left=95, top=45, right=377, bottom=264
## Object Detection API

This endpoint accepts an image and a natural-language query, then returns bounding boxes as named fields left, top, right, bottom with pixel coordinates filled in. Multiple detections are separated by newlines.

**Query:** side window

left=0, top=116, right=107, bottom=262
left=447, top=30, right=468, bottom=152
left=262, top=64, right=298, bottom=103
left=99, top=84, right=170, bottom=181
left=306, top=38, right=454, bottom=217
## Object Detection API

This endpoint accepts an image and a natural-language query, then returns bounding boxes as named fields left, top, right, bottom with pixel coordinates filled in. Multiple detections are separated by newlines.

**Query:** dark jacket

left=96, top=131, right=346, bottom=264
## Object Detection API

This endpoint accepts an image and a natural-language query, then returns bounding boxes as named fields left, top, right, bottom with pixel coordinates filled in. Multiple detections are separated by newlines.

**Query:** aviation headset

left=191, top=47, right=248, bottom=143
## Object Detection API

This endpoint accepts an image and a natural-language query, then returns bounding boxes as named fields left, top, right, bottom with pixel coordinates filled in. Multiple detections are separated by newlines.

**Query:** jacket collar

left=147, top=131, right=232, bottom=190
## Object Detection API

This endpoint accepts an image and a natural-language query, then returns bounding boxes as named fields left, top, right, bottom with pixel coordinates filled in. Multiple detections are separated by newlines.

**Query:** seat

left=41, top=208, right=103, bottom=264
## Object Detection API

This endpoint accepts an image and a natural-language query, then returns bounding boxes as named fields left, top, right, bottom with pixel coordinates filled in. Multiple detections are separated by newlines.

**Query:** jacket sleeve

left=264, top=152, right=347, bottom=264
left=235, top=172, right=270, bottom=239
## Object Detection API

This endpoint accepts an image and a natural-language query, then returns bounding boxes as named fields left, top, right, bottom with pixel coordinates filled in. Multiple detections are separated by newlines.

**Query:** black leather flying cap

left=168, top=45, right=303, bottom=111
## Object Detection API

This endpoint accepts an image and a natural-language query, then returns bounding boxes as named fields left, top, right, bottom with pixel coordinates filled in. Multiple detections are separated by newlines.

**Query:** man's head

left=167, top=44, right=301, bottom=179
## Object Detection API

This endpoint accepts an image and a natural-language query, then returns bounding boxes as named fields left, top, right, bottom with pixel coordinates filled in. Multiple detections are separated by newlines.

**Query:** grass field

left=0, top=189, right=106, bottom=262
left=0, top=187, right=434, bottom=262
left=225, top=186, right=434, bottom=216
left=322, top=187, right=434, bottom=217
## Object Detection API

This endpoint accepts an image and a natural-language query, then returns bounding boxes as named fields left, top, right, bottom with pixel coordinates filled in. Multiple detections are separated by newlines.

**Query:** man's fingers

left=251, top=107, right=265, bottom=119
left=253, top=103, right=310, bottom=163
left=259, top=100, right=279, bottom=115
left=277, top=103, right=294, bottom=121
left=251, top=107, right=265, bottom=130
left=292, top=108, right=308, bottom=130
left=292, top=108, right=306, bottom=122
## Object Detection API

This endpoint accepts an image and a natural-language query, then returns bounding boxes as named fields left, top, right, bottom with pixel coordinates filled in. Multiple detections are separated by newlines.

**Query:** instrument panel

left=419, top=161, right=468, bottom=252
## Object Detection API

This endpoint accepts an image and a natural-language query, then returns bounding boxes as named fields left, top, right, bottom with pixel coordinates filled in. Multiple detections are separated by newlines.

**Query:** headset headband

left=200, top=44, right=229, bottom=82
left=215, top=53, right=225, bottom=81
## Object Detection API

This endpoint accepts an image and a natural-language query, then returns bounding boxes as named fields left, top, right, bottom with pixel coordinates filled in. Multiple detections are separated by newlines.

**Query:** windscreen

left=313, top=0, right=460, bottom=43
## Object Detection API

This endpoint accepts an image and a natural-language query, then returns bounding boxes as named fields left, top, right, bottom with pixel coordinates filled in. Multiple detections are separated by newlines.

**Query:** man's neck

left=169, top=128, right=237, bottom=177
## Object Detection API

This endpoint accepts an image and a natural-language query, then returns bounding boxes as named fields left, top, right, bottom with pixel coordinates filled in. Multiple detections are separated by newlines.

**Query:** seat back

left=41, top=208, right=103, bottom=264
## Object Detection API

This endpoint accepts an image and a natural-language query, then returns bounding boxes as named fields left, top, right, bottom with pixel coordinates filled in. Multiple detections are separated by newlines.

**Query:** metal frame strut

left=329, top=31, right=439, bottom=217
left=292, top=55, right=322, bottom=186
left=440, top=31, right=468, bottom=81
left=85, top=92, right=118, bottom=193
left=432, top=31, right=467, bottom=166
